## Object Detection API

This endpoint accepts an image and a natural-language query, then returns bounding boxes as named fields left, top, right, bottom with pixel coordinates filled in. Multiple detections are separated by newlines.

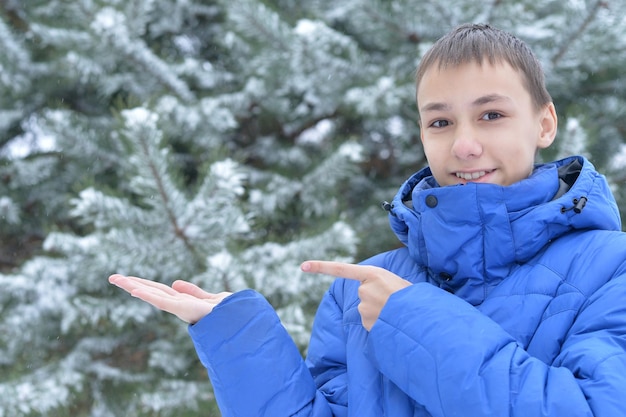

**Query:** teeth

left=456, top=171, right=486, bottom=180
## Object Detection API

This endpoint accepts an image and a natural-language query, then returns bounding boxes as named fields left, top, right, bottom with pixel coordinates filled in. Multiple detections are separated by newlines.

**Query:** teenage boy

left=110, top=23, right=626, bottom=416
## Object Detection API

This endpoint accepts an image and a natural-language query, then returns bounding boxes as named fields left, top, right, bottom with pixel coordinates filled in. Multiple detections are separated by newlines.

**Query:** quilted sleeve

left=366, top=281, right=626, bottom=417
left=188, top=289, right=336, bottom=417
left=305, top=285, right=350, bottom=417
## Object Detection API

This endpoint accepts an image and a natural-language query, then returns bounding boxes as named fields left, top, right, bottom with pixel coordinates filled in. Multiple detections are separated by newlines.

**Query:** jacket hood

left=387, top=156, right=621, bottom=304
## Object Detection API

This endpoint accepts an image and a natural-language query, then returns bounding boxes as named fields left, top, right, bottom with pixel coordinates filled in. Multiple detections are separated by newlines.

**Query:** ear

left=537, top=102, right=558, bottom=149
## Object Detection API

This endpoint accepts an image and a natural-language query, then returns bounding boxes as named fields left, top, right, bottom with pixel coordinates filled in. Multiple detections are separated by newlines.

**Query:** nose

left=451, top=124, right=482, bottom=159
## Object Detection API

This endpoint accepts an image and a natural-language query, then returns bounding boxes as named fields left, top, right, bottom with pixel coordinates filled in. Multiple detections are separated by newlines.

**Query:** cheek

left=421, top=137, right=447, bottom=157
left=503, top=143, right=538, bottom=179
left=421, top=144, right=446, bottom=172
left=500, top=128, right=539, bottom=157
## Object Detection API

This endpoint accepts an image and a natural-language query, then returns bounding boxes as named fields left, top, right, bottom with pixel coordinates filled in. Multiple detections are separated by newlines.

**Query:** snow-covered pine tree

left=0, top=103, right=360, bottom=415
left=1, top=0, right=626, bottom=415
left=0, top=1, right=364, bottom=414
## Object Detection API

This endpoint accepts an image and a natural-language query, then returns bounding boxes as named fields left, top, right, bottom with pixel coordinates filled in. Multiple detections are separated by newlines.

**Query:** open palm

left=109, top=274, right=232, bottom=324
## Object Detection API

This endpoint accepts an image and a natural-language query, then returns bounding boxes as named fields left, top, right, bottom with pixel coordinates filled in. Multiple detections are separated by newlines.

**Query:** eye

left=430, top=119, right=450, bottom=128
left=481, top=112, right=502, bottom=121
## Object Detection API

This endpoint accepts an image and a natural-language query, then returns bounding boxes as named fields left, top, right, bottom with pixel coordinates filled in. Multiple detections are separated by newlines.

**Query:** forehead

left=417, top=61, right=530, bottom=110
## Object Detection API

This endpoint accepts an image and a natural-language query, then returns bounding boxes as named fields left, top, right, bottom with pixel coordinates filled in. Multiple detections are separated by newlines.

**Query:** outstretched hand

left=109, top=274, right=232, bottom=324
left=301, top=261, right=411, bottom=330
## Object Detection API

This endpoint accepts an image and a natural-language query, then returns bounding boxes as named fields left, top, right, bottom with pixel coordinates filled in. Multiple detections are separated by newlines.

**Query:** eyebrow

left=419, top=94, right=512, bottom=114
left=472, top=94, right=512, bottom=107
left=419, top=102, right=450, bottom=113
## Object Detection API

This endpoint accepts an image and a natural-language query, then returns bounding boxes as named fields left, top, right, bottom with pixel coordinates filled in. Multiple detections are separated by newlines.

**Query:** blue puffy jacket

left=189, top=156, right=626, bottom=416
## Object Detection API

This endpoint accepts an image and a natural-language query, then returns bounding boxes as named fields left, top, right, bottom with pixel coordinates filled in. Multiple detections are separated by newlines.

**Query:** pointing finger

left=301, top=261, right=374, bottom=282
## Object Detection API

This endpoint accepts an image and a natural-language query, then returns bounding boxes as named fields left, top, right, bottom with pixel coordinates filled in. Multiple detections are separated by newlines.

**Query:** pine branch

left=551, top=0, right=608, bottom=66
left=422, top=0, right=456, bottom=29
left=283, top=111, right=338, bottom=142
left=91, top=7, right=195, bottom=102
left=228, top=0, right=292, bottom=50
left=0, top=0, right=29, bottom=32
left=133, top=119, right=207, bottom=272
left=361, top=4, right=421, bottom=44
left=481, top=0, right=503, bottom=25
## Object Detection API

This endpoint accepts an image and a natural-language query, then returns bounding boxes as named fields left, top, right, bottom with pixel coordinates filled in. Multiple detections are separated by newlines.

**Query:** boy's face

left=417, top=61, right=557, bottom=187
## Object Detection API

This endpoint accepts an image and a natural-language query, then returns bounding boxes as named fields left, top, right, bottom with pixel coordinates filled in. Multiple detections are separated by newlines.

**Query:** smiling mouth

left=455, top=170, right=494, bottom=180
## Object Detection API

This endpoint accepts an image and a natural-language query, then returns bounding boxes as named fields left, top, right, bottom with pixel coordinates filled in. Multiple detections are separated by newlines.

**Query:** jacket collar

left=387, top=156, right=621, bottom=304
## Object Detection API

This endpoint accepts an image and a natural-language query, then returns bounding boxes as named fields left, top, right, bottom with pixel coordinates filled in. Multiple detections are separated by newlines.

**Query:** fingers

left=110, top=274, right=228, bottom=302
left=129, top=287, right=209, bottom=323
left=301, top=261, right=376, bottom=282
left=108, top=274, right=224, bottom=324
left=130, top=284, right=187, bottom=308
left=109, top=274, right=178, bottom=296
left=172, top=280, right=219, bottom=299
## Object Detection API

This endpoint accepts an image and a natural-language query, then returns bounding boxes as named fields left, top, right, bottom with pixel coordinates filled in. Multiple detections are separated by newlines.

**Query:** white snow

left=1, top=115, right=57, bottom=159
left=297, top=119, right=335, bottom=145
